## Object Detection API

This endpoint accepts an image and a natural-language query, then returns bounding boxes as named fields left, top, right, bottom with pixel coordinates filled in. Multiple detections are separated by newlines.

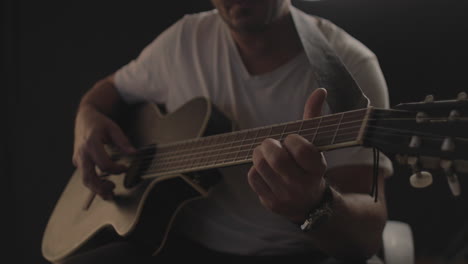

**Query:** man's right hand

left=72, top=105, right=136, bottom=200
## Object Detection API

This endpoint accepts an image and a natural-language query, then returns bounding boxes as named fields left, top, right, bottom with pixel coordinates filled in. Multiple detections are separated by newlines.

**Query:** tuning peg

left=441, top=137, right=455, bottom=152
left=409, top=136, right=421, bottom=149
left=416, top=112, right=428, bottom=123
left=440, top=160, right=461, bottom=196
left=448, top=110, right=460, bottom=122
left=457, top=91, right=467, bottom=101
left=410, top=171, right=433, bottom=188
left=408, top=156, right=433, bottom=188
left=424, top=94, right=434, bottom=103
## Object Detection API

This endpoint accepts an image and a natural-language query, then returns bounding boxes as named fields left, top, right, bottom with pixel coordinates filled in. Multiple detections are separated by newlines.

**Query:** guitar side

left=41, top=97, right=229, bottom=263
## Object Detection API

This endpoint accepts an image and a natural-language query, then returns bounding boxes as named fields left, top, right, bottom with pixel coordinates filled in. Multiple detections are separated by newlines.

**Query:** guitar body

left=42, top=97, right=230, bottom=263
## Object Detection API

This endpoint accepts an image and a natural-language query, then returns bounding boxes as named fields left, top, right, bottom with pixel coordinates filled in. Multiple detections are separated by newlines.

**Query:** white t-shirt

left=115, top=8, right=393, bottom=256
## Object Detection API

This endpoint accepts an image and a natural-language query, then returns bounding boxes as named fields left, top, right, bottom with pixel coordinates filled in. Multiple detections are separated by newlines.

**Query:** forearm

left=78, top=74, right=125, bottom=117
left=307, top=174, right=387, bottom=260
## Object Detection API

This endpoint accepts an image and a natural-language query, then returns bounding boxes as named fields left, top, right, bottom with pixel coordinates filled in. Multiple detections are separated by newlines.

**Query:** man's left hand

left=247, top=88, right=329, bottom=223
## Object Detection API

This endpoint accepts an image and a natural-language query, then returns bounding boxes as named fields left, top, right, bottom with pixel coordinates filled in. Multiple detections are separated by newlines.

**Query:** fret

left=234, top=130, right=258, bottom=161
left=197, top=136, right=218, bottom=169
left=179, top=141, right=197, bottom=170
left=160, top=143, right=180, bottom=171
left=255, top=127, right=271, bottom=144
left=333, top=126, right=361, bottom=144
left=187, top=138, right=208, bottom=170
left=171, top=142, right=189, bottom=171
left=208, top=135, right=228, bottom=167
left=313, top=115, right=342, bottom=147
left=298, top=120, right=305, bottom=134
left=331, top=113, right=344, bottom=145
left=269, top=125, right=286, bottom=140
left=179, top=141, right=196, bottom=169
left=223, top=132, right=245, bottom=163
left=279, top=124, right=288, bottom=141
left=227, top=131, right=248, bottom=162
left=299, top=118, right=320, bottom=141
left=163, top=141, right=186, bottom=160
left=155, top=146, right=175, bottom=172
left=282, top=122, right=302, bottom=139
left=333, top=110, right=366, bottom=144
left=185, top=139, right=203, bottom=170
left=199, top=136, right=218, bottom=168
left=245, top=129, right=260, bottom=160
left=266, top=126, right=273, bottom=138
left=307, top=117, right=322, bottom=144
left=217, top=133, right=237, bottom=165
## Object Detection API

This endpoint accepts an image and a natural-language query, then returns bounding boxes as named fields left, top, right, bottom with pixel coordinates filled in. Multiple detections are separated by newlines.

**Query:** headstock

left=365, top=92, right=468, bottom=196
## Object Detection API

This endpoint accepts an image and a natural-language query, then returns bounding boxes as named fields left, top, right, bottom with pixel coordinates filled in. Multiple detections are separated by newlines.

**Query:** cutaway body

left=42, top=98, right=229, bottom=263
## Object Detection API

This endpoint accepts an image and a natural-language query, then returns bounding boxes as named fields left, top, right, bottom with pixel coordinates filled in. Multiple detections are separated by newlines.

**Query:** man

left=69, top=0, right=393, bottom=263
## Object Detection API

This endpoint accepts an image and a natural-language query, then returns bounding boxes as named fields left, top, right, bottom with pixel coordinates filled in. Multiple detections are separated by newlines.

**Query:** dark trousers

left=60, top=234, right=384, bottom=264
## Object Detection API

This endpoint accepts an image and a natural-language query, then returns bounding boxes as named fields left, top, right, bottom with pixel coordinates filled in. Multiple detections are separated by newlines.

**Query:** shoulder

left=313, top=16, right=377, bottom=67
left=143, top=9, right=222, bottom=59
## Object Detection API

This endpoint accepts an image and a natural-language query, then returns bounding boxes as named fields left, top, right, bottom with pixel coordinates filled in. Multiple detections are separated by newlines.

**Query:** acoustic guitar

left=41, top=93, right=468, bottom=263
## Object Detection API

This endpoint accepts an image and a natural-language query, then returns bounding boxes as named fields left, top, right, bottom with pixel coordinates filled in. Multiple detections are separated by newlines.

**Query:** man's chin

left=227, top=6, right=268, bottom=32
left=229, top=17, right=268, bottom=33
left=233, top=24, right=267, bottom=33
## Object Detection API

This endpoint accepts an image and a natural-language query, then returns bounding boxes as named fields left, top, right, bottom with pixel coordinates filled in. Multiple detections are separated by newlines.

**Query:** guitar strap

left=291, top=7, right=379, bottom=201
left=290, top=6, right=370, bottom=113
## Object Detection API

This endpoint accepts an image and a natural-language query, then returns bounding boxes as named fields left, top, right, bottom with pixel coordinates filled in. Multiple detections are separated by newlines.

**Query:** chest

left=166, top=49, right=318, bottom=130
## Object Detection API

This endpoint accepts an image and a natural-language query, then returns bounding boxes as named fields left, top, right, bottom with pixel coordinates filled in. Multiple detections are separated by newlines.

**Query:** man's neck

left=230, top=13, right=304, bottom=76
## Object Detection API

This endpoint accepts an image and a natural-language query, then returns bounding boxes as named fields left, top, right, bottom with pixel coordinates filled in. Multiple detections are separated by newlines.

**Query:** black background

left=3, top=0, right=468, bottom=263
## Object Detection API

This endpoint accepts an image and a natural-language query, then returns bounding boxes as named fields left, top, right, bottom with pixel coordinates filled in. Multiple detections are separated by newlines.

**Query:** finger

left=283, top=134, right=327, bottom=175
left=80, top=155, right=115, bottom=200
left=108, top=124, right=137, bottom=154
left=247, top=166, right=274, bottom=201
left=303, top=88, right=327, bottom=119
left=252, top=146, right=287, bottom=196
left=88, top=139, right=128, bottom=174
left=259, top=138, right=306, bottom=183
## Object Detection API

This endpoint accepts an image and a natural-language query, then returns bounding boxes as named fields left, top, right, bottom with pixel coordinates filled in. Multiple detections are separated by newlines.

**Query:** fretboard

left=139, top=108, right=371, bottom=180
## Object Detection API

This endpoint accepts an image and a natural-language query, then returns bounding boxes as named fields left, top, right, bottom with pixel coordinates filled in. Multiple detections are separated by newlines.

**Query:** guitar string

left=110, top=117, right=364, bottom=163
left=140, top=128, right=362, bottom=171
left=138, top=132, right=361, bottom=178
left=112, top=115, right=468, bottom=156
left=109, top=109, right=366, bottom=154
left=114, top=115, right=468, bottom=166
left=142, top=118, right=362, bottom=160
left=99, top=111, right=467, bottom=176
left=135, top=129, right=468, bottom=181
left=130, top=122, right=364, bottom=166
left=155, top=111, right=365, bottom=152
left=117, top=124, right=468, bottom=177
left=135, top=125, right=468, bottom=178
left=134, top=131, right=361, bottom=175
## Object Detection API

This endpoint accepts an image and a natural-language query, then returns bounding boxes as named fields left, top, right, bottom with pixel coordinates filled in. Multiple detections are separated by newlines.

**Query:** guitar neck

left=139, top=107, right=372, bottom=180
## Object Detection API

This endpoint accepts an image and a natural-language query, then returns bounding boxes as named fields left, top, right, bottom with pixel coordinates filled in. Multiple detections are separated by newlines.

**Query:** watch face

left=300, top=219, right=313, bottom=231
left=300, top=184, right=334, bottom=232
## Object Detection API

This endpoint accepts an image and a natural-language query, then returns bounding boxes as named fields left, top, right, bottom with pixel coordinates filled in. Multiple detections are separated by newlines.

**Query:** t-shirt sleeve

left=321, top=27, right=394, bottom=177
left=323, top=58, right=394, bottom=177
left=114, top=17, right=186, bottom=104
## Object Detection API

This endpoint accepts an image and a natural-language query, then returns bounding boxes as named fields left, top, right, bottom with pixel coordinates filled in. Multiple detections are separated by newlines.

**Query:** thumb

left=303, top=88, right=327, bottom=119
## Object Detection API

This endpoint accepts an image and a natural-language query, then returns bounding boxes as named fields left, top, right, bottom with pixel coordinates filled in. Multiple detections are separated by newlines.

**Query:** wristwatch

left=300, top=182, right=334, bottom=232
